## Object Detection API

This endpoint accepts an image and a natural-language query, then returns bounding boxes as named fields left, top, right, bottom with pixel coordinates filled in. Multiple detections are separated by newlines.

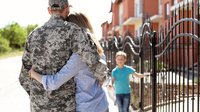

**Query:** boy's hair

left=115, top=51, right=127, bottom=59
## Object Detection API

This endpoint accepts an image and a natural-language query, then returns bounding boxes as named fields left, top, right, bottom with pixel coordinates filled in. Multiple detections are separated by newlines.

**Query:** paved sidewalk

left=0, top=56, right=135, bottom=112
left=0, top=56, right=30, bottom=112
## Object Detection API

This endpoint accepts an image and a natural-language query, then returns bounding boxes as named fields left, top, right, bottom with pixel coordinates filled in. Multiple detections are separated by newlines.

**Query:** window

left=119, top=31, right=123, bottom=36
left=139, top=0, right=142, bottom=14
left=159, top=25, right=162, bottom=32
left=119, top=3, right=123, bottom=26
left=159, top=0, right=162, bottom=14
left=135, top=4, right=138, bottom=17
left=172, top=0, right=177, bottom=5
left=119, top=13, right=123, bottom=26
left=104, top=25, right=107, bottom=37
left=135, top=30, right=138, bottom=37
left=165, top=3, right=169, bottom=19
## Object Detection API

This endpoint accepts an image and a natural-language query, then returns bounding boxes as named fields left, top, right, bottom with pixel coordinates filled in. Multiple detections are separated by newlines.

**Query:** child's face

left=115, top=55, right=127, bottom=66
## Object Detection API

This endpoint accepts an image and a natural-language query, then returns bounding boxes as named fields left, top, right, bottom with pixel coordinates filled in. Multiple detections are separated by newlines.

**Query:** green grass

left=194, top=77, right=200, bottom=83
left=131, top=93, right=139, bottom=106
left=180, top=84, right=183, bottom=91
left=0, top=49, right=23, bottom=59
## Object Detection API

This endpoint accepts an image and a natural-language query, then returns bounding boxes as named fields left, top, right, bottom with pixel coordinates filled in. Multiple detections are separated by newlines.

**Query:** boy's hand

left=144, top=74, right=149, bottom=78
left=108, top=85, right=113, bottom=90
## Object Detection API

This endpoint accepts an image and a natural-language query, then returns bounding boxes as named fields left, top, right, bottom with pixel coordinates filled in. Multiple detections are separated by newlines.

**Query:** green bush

left=135, top=60, right=171, bottom=72
left=0, top=37, right=11, bottom=53
left=0, top=22, right=38, bottom=49
left=131, top=93, right=139, bottom=106
left=194, top=77, right=200, bottom=83
left=157, top=62, right=171, bottom=71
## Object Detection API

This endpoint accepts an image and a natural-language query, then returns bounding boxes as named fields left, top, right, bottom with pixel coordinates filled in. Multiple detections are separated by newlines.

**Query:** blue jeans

left=116, top=93, right=130, bottom=112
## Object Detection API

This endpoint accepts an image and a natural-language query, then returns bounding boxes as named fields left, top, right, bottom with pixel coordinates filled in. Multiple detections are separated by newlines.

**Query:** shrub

left=194, top=77, right=200, bottom=83
left=135, top=60, right=171, bottom=72
left=0, top=37, right=11, bottom=53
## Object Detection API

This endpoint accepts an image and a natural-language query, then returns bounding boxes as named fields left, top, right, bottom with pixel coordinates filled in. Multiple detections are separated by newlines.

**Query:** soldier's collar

left=51, top=14, right=65, bottom=21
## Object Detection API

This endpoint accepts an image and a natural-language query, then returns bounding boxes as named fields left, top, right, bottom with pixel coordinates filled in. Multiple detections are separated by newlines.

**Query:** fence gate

left=101, top=1, right=200, bottom=112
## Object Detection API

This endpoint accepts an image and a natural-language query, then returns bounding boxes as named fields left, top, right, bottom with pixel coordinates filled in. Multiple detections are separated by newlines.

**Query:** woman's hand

left=30, top=65, right=35, bottom=73
left=28, top=65, right=35, bottom=78
left=29, top=65, right=43, bottom=83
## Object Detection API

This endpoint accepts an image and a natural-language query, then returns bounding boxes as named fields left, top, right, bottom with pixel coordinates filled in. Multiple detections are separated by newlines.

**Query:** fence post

left=139, top=42, right=144, bottom=110
left=151, top=31, right=157, bottom=112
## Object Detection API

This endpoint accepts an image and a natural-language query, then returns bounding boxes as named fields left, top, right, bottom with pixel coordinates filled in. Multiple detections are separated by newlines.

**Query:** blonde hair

left=116, top=51, right=127, bottom=59
left=66, top=11, right=103, bottom=55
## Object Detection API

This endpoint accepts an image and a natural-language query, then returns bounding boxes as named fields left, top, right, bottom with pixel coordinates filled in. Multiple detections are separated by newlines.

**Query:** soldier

left=19, top=0, right=108, bottom=111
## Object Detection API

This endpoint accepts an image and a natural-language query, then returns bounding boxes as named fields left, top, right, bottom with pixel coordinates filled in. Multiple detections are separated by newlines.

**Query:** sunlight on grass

left=0, top=49, right=23, bottom=59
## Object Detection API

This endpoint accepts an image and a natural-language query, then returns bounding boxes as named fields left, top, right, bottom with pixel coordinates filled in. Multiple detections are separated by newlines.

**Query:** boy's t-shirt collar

left=117, top=65, right=125, bottom=69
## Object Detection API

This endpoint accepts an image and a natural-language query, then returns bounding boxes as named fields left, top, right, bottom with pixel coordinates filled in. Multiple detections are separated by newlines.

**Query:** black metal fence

left=101, top=1, right=200, bottom=112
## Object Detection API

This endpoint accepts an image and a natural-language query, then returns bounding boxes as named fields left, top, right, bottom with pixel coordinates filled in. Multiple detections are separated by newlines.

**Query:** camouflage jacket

left=19, top=14, right=108, bottom=112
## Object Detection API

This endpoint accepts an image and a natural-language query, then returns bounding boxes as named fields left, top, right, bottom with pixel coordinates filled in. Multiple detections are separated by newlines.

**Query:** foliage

left=180, top=84, right=183, bottom=91
left=135, top=60, right=171, bottom=72
left=0, top=22, right=38, bottom=49
left=0, top=22, right=27, bottom=48
left=157, top=62, right=171, bottom=71
left=0, top=37, right=11, bottom=53
left=25, top=24, right=39, bottom=34
left=0, top=49, right=23, bottom=59
left=144, top=89, right=147, bottom=96
left=194, top=77, right=200, bottom=83
left=131, top=93, right=139, bottom=106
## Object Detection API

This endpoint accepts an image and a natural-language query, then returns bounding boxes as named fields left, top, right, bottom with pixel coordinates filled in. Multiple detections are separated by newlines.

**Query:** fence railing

left=101, top=0, right=200, bottom=112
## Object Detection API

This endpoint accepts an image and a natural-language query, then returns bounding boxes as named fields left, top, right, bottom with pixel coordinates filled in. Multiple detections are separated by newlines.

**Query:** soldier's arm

left=19, top=34, right=32, bottom=95
left=70, top=28, right=108, bottom=82
left=108, top=70, right=115, bottom=90
left=31, top=53, right=107, bottom=90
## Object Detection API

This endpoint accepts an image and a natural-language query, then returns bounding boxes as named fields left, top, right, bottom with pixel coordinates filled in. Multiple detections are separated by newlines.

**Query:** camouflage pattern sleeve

left=70, top=28, right=108, bottom=82
left=18, top=34, right=32, bottom=95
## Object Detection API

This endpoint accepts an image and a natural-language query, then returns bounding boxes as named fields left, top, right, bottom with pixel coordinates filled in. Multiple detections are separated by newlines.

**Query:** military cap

left=49, top=0, right=72, bottom=11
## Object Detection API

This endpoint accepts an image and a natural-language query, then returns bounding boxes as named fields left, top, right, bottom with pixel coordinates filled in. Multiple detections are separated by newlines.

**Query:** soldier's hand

left=99, top=81, right=104, bottom=86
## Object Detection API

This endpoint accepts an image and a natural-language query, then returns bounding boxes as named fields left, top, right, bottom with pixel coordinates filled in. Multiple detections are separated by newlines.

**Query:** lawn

left=0, top=49, right=23, bottom=59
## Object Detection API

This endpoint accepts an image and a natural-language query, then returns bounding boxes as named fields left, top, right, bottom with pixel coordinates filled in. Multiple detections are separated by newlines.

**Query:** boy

left=108, top=51, right=148, bottom=112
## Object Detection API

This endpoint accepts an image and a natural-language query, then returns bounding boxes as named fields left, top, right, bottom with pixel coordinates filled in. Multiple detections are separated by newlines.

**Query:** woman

left=29, top=12, right=109, bottom=112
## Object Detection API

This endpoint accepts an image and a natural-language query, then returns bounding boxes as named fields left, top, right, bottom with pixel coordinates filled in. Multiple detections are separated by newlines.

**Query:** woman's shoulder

left=70, top=53, right=82, bottom=62
left=101, top=53, right=106, bottom=60
left=72, top=53, right=82, bottom=58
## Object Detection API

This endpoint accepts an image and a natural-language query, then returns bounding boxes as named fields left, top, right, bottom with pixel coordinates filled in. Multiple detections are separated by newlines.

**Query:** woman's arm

left=30, top=53, right=107, bottom=90
left=30, top=53, right=84, bottom=91
left=108, top=77, right=115, bottom=90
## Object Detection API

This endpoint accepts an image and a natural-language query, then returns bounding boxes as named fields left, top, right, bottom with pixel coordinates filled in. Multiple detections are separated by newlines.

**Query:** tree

left=0, top=22, right=39, bottom=49
left=26, top=24, right=39, bottom=35
left=0, top=36, right=11, bottom=53
left=0, top=22, right=27, bottom=48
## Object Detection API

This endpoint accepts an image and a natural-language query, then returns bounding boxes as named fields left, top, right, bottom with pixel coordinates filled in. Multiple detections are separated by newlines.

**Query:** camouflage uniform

left=19, top=14, right=107, bottom=112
